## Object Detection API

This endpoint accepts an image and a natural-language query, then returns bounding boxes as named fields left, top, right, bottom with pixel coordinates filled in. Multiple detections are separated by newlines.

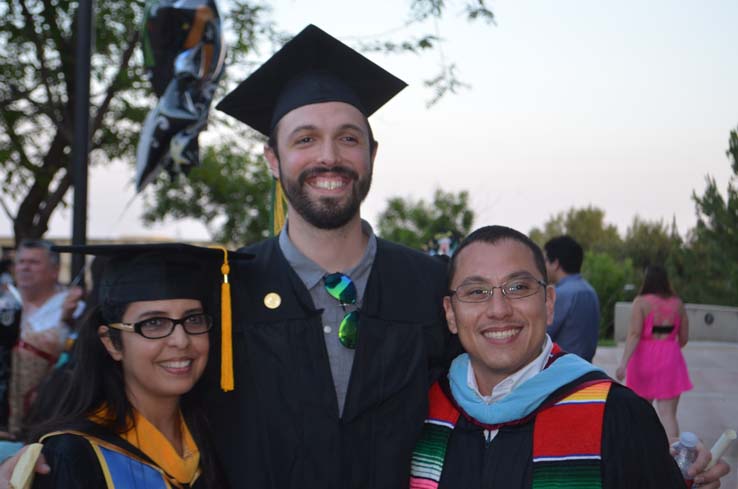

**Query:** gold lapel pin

left=264, top=292, right=282, bottom=310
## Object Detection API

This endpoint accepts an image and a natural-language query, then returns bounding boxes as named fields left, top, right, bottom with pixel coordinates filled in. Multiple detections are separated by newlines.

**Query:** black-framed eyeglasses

left=107, top=313, right=213, bottom=339
left=324, top=272, right=359, bottom=349
left=449, top=277, right=547, bottom=303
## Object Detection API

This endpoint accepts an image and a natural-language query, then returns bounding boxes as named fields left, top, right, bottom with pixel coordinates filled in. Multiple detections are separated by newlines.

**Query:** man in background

left=543, top=235, right=599, bottom=361
left=6, top=240, right=83, bottom=437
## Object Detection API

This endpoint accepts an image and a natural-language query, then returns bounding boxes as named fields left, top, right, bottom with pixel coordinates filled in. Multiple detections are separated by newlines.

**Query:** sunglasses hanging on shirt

left=323, top=272, right=360, bottom=349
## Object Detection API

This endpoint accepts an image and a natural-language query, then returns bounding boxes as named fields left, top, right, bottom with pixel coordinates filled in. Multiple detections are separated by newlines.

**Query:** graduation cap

left=52, top=243, right=253, bottom=392
left=216, top=24, right=408, bottom=136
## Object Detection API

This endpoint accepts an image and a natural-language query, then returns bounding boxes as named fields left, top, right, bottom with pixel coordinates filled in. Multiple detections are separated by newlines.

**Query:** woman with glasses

left=616, top=265, right=692, bottom=439
left=18, top=243, right=246, bottom=489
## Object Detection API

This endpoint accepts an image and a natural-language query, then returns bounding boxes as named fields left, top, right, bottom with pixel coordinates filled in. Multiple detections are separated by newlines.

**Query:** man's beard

left=279, top=164, right=372, bottom=230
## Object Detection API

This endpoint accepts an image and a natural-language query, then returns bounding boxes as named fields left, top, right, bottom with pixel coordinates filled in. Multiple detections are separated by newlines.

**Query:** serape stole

left=532, top=380, right=612, bottom=489
left=409, top=382, right=459, bottom=489
left=409, top=380, right=612, bottom=489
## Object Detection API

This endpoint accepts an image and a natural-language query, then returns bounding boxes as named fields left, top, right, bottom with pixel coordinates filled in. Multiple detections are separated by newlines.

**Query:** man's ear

left=443, top=296, right=459, bottom=335
left=264, top=144, right=280, bottom=179
left=98, top=325, right=123, bottom=361
left=545, top=285, right=556, bottom=326
left=370, top=139, right=379, bottom=166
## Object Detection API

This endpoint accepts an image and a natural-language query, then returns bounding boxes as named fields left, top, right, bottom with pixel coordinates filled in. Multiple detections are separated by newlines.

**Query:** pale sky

left=2, top=0, right=736, bottom=242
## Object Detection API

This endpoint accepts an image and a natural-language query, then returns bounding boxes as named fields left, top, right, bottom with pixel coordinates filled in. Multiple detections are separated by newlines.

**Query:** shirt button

left=323, top=325, right=332, bottom=334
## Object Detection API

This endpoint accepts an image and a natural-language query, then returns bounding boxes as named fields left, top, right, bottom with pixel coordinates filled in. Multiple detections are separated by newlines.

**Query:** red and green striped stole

left=410, top=382, right=459, bottom=489
left=410, top=380, right=612, bottom=489
left=532, top=380, right=611, bottom=488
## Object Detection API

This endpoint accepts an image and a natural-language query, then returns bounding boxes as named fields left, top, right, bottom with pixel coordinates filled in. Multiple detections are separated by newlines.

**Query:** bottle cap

left=679, top=432, right=699, bottom=448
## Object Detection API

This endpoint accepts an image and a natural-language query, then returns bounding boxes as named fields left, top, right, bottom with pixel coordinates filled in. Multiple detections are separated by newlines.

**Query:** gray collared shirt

left=279, top=220, right=377, bottom=416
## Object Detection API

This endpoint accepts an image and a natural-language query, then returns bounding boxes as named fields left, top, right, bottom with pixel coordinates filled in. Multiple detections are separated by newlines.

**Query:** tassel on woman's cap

left=210, top=246, right=234, bottom=391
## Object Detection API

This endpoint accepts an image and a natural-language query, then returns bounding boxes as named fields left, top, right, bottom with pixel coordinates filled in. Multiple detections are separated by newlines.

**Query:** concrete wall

left=614, top=302, right=738, bottom=342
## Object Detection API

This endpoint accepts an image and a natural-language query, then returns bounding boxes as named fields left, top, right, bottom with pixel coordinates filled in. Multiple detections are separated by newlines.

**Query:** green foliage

left=142, top=141, right=272, bottom=246
left=529, top=205, right=621, bottom=254
left=622, top=215, right=682, bottom=271
left=581, top=252, right=636, bottom=339
left=376, top=189, right=474, bottom=250
left=684, top=126, right=738, bottom=305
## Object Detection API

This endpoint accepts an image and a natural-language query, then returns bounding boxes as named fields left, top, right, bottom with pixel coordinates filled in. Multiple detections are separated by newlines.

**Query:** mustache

left=298, top=166, right=359, bottom=185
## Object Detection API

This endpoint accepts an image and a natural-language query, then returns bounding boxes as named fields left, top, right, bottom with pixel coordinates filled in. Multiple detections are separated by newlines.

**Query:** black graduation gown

left=208, top=237, right=454, bottom=489
left=33, top=420, right=206, bottom=489
left=438, top=372, right=687, bottom=489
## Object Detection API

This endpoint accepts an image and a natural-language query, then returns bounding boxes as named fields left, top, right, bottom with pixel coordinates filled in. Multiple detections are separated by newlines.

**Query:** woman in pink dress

left=616, top=265, right=692, bottom=439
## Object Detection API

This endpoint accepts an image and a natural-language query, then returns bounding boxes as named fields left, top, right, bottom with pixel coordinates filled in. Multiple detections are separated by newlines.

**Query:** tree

left=141, top=140, right=272, bottom=246
left=376, top=189, right=474, bottom=250
left=0, top=0, right=279, bottom=244
left=581, top=252, right=636, bottom=339
left=621, top=215, right=682, bottom=272
left=1, top=0, right=146, bottom=243
left=529, top=205, right=621, bottom=254
left=0, top=0, right=496, bottom=245
left=684, top=126, right=738, bottom=305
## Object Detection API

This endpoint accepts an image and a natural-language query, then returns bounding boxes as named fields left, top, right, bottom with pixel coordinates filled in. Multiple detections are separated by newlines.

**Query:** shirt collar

left=467, top=335, right=554, bottom=404
left=278, top=219, right=377, bottom=290
left=556, top=273, right=581, bottom=287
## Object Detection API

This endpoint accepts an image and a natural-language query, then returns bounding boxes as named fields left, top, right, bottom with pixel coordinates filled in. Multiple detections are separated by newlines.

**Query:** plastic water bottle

left=673, top=431, right=699, bottom=488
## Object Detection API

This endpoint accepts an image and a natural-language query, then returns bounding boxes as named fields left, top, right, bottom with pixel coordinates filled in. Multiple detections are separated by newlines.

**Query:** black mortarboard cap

left=52, top=243, right=252, bottom=392
left=216, top=24, right=407, bottom=136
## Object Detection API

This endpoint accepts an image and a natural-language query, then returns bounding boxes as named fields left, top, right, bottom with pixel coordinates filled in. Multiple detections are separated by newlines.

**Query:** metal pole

left=70, top=0, right=93, bottom=286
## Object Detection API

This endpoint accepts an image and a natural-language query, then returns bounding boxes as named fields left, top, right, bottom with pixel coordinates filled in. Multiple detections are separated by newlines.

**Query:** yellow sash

left=91, top=406, right=200, bottom=484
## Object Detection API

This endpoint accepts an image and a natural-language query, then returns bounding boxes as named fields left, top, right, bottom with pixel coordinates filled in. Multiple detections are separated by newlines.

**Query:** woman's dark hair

left=639, top=265, right=674, bottom=297
left=26, top=299, right=225, bottom=487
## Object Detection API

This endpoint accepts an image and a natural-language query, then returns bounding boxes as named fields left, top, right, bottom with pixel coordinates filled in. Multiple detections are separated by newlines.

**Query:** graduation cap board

left=216, top=24, right=408, bottom=137
left=52, top=243, right=253, bottom=392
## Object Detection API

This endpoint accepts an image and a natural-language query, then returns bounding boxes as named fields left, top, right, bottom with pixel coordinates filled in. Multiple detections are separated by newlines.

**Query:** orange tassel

left=210, top=246, right=234, bottom=392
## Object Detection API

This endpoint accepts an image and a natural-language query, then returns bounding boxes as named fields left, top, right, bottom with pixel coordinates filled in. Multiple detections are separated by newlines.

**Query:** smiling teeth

left=161, top=360, right=191, bottom=369
left=482, top=329, right=519, bottom=340
left=314, top=178, right=345, bottom=190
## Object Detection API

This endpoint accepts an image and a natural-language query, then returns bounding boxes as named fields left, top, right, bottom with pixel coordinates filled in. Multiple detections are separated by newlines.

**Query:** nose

left=318, top=140, right=339, bottom=166
left=167, top=323, right=191, bottom=348
left=484, top=288, right=513, bottom=318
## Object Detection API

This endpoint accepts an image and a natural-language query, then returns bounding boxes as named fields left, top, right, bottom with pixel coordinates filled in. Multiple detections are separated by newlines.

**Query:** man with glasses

left=206, top=25, right=454, bottom=489
left=409, top=225, right=710, bottom=488
left=6, top=240, right=83, bottom=437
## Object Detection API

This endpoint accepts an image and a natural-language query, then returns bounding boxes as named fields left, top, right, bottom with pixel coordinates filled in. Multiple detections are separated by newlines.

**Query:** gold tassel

left=210, top=246, right=234, bottom=392
left=273, top=180, right=286, bottom=235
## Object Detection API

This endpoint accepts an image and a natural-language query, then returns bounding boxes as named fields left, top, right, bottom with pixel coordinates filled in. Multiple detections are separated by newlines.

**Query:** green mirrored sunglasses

left=324, top=272, right=360, bottom=349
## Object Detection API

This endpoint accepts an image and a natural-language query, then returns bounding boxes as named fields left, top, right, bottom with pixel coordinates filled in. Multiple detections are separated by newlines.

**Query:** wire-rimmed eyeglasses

left=449, top=277, right=547, bottom=303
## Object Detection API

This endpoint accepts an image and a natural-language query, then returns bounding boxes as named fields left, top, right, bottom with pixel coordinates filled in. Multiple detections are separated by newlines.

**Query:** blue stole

left=448, top=350, right=604, bottom=425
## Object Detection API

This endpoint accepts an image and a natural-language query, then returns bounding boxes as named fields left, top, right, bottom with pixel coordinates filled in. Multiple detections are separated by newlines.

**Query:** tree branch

left=91, top=29, right=141, bottom=136
left=18, top=0, right=59, bottom=113
left=0, top=111, right=36, bottom=173
left=14, top=130, right=68, bottom=239
left=0, top=196, right=14, bottom=221
left=37, top=170, right=71, bottom=227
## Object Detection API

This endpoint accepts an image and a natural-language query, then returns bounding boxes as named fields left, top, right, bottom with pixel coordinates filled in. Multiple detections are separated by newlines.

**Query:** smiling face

left=99, top=298, right=209, bottom=408
left=265, top=101, right=377, bottom=230
left=444, top=239, right=555, bottom=395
